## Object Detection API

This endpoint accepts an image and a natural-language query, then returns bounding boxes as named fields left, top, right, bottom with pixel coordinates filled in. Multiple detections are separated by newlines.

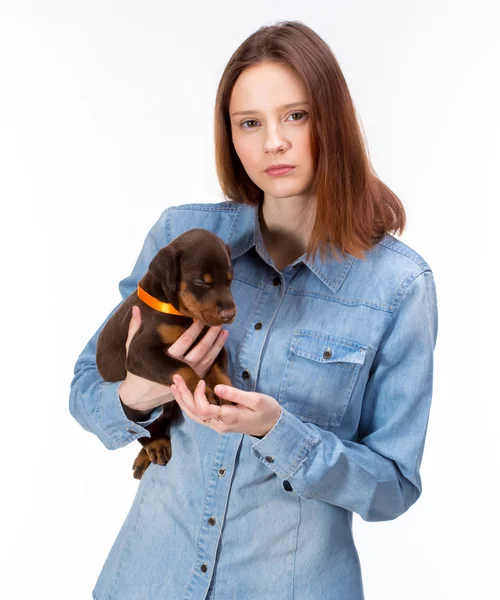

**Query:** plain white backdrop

left=1, top=1, right=498, bottom=598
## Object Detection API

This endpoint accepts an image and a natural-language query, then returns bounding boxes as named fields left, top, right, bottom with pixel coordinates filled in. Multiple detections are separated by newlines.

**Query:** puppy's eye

left=195, top=281, right=211, bottom=287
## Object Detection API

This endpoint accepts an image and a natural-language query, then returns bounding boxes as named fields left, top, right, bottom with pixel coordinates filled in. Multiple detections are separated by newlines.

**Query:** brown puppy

left=96, top=228, right=236, bottom=479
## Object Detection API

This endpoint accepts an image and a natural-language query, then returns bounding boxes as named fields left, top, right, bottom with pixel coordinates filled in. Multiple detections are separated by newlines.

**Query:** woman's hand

left=170, top=375, right=283, bottom=438
left=118, top=305, right=229, bottom=415
left=164, top=314, right=229, bottom=380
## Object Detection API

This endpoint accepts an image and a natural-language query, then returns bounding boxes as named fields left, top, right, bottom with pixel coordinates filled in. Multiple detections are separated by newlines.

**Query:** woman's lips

left=265, top=166, right=295, bottom=176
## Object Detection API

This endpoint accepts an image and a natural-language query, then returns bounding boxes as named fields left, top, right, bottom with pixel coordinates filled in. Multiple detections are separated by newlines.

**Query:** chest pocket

left=278, top=330, right=368, bottom=428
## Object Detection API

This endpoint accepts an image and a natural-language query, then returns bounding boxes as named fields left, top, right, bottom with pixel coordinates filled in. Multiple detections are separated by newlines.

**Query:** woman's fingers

left=167, top=320, right=226, bottom=364
left=171, top=376, right=198, bottom=414
left=165, top=320, right=204, bottom=359
left=172, top=377, right=220, bottom=424
left=184, top=327, right=228, bottom=366
left=125, top=305, right=142, bottom=358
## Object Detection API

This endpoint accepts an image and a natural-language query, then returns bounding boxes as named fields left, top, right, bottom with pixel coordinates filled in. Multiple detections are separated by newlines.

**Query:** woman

left=70, top=21, right=438, bottom=600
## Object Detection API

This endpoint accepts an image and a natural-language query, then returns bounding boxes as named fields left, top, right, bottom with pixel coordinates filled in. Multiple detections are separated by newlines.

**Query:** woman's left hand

left=170, top=375, right=282, bottom=437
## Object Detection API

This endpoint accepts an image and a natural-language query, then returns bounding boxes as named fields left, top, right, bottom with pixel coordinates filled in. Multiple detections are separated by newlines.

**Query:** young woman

left=70, top=21, right=438, bottom=600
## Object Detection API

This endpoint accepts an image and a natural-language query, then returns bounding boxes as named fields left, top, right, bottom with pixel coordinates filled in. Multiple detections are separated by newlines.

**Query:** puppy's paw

left=145, top=438, right=172, bottom=466
left=205, top=386, right=219, bottom=406
left=205, top=385, right=237, bottom=407
left=132, top=448, right=151, bottom=480
left=218, top=397, right=237, bottom=406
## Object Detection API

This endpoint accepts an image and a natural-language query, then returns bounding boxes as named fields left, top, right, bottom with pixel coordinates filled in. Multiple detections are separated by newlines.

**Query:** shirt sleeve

left=68, top=207, right=172, bottom=450
left=251, top=269, right=438, bottom=522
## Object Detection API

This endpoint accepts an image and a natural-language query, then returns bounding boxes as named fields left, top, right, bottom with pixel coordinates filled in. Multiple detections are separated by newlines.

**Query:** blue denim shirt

left=70, top=200, right=438, bottom=600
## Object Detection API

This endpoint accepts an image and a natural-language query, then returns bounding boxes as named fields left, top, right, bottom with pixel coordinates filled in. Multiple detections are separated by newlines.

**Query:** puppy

left=96, top=228, right=236, bottom=479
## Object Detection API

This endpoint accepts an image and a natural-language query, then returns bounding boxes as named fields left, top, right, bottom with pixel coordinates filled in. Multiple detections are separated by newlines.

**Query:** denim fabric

left=70, top=200, right=438, bottom=600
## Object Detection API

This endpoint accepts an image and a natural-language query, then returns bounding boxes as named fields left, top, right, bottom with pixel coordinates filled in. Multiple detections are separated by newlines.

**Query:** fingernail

left=215, top=385, right=225, bottom=395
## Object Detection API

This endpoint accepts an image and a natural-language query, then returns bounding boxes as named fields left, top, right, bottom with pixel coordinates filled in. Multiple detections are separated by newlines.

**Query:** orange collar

left=137, top=283, right=185, bottom=316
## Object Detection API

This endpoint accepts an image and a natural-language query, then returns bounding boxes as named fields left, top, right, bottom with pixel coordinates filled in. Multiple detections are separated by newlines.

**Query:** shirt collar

left=226, top=202, right=356, bottom=295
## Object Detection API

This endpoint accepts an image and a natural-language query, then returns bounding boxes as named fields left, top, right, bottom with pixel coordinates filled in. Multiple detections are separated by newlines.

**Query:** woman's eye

left=241, top=119, right=259, bottom=129
left=241, top=111, right=307, bottom=129
left=288, top=111, right=307, bottom=121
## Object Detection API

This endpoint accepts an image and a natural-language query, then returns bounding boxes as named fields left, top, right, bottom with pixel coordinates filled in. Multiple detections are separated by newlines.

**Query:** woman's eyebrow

left=230, top=101, right=309, bottom=117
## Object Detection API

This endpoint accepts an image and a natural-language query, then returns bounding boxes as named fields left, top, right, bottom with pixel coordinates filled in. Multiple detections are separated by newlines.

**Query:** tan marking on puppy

left=178, top=280, right=210, bottom=318
left=227, top=272, right=233, bottom=282
left=205, top=364, right=235, bottom=406
left=203, top=273, right=213, bottom=284
left=169, top=365, right=219, bottom=406
left=157, top=324, right=186, bottom=345
left=132, top=448, right=150, bottom=480
left=172, top=366, right=202, bottom=393
left=207, top=363, right=233, bottom=387
left=144, top=438, right=172, bottom=465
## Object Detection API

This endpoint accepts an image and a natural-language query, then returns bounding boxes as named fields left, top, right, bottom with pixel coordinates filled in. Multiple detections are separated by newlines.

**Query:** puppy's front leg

left=204, top=362, right=236, bottom=407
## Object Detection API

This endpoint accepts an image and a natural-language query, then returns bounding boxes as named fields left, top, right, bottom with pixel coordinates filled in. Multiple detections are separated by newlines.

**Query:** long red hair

left=214, top=20, right=406, bottom=262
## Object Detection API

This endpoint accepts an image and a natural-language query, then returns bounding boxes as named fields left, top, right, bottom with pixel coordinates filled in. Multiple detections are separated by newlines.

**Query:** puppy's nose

left=219, top=308, right=236, bottom=323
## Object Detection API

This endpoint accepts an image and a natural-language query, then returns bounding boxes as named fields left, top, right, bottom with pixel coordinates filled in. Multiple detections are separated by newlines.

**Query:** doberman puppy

left=96, top=228, right=236, bottom=479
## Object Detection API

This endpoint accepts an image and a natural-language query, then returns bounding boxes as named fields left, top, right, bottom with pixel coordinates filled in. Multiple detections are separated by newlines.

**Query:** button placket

left=190, top=435, right=237, bottom=592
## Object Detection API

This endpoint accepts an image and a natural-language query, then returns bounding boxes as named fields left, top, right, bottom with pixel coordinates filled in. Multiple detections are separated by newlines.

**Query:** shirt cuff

left=97, top=380, right=163, bottom=448
left=250, top=407, right=319, bottom=479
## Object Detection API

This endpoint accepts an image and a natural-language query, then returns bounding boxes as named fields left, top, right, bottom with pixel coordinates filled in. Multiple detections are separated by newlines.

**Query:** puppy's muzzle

left=219, top=307, right=236, bottom=323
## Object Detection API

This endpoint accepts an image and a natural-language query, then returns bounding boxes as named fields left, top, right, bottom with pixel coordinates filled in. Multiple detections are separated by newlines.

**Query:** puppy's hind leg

left=132, top=448, right=151, bottom=480
left=132, top=438, right=173, bottom=479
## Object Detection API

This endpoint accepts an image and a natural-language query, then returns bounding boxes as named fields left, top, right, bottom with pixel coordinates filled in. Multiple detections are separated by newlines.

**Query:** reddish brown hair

left=214, top=20, right=406, bottom=262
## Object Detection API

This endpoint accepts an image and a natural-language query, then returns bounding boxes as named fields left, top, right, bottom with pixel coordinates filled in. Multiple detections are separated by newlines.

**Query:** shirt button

left=283, top=480, right=293, bottom=492
left=242, top=369, right=250, bottom=380
left=218, top=467, right=226, bottom=477
left=272, top=277, right=281, bottom=286
left=323, top=349, right=332, bottom=359
left=254, top=321, right=263, bottom=330
left=200, top=562, right=208, bottom=573
left=265, top=456, right=274, bottom=463
left=208, top=516, right=216, bottom=526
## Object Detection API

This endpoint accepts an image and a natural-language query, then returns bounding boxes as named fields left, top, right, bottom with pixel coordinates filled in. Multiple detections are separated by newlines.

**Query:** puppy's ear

left=149, top=245, right=182, bottom=291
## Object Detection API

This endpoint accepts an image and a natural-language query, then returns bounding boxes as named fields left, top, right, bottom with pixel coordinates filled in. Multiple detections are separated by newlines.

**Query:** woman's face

left=228, top=61, right=314, bottom=203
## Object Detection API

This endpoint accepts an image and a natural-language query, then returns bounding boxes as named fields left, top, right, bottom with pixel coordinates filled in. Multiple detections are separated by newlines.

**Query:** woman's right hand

left=118, top=305, right=229, bottom=416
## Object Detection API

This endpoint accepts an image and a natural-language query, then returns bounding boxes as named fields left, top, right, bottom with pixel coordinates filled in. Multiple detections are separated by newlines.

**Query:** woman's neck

left=258, top=197, right=316, bottom=268
left=259, top=197, right=315, bottom=253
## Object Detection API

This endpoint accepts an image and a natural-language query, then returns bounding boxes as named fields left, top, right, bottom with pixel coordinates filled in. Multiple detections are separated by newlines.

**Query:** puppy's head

left=148, top=228, right=236, bottom=326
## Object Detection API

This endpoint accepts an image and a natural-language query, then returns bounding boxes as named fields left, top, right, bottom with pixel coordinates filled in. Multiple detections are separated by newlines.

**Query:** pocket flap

left=291, top=330, right=367, bottom=365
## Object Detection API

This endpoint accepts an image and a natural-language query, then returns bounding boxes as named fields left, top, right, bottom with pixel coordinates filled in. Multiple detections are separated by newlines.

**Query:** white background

left=1, top=1, right=498, bottom=598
